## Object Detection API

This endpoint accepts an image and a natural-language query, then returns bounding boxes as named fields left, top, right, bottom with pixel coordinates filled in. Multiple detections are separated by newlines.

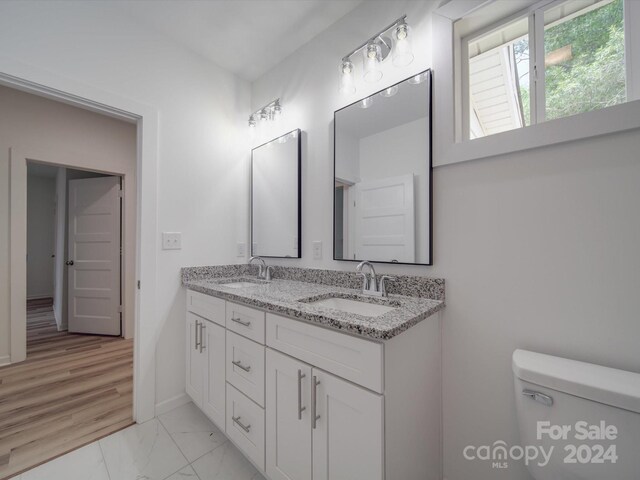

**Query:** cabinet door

left=202, top=320, right=226, bottom=430
left=186, top=312, right=205, bottom=406
left=312, top=369, right=384, bottom=480
left=266, top=349, right=312, bottom=480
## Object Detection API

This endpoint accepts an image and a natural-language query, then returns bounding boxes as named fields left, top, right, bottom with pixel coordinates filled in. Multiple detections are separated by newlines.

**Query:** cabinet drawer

left=226, top=302, right=266, bottom=344
left=226, top=383, right=265, bottom=472
left=226, top=330, right=265, bottom=407
left=187, top=290, right=225, bottom=327
left=266, top=314, right=384, bottom=393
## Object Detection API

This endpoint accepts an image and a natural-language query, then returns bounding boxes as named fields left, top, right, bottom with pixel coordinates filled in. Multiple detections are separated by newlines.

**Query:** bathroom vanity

left=181, top=265, right=444, bottom=480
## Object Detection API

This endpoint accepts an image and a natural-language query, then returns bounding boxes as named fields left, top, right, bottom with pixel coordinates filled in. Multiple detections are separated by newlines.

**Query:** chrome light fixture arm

left=341, top=15, right=407, bottom=63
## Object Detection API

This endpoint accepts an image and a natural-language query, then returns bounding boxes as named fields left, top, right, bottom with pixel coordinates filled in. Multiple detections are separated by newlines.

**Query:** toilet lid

left=513, top=349, right=640, bottom=414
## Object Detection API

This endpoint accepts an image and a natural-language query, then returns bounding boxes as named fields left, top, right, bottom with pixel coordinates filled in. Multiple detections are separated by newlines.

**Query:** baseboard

left=0, top=355, right=11, bottom=367
left=155, top=392, right=191, bottom=416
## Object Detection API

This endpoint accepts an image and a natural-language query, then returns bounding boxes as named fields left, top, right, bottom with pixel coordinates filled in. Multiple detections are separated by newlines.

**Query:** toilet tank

left=512, top=349, right=640, bottom=480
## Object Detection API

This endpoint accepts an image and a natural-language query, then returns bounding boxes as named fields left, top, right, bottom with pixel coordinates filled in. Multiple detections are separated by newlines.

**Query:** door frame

left=1, top=58, right=159, bottom=424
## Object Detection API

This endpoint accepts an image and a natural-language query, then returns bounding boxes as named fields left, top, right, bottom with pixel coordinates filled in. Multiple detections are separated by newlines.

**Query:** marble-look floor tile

left=158, top=402, right=227, bottom=462
left=191, top=442, right=265, bottom=480
left=164, top=465, right=200, bottom=480
left=20, top=442, right=109, bottom=480
left=99, top=418, right=188, bottom=480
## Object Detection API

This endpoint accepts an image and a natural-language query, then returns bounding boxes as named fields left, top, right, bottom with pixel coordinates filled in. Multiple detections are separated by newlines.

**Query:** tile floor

left=9, top=402, right=266, bottom=480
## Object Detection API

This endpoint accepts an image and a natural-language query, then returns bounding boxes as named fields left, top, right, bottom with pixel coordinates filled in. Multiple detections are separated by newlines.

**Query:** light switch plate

left=312, top=240, right=322, bottom=260
left=162, top=232, right=182, bottom=250
left=237, top=242, right=246, bottom=257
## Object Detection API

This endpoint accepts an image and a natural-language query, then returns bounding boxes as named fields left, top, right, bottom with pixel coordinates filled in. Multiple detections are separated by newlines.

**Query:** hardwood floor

left=0, top=298, right=133, bottom=479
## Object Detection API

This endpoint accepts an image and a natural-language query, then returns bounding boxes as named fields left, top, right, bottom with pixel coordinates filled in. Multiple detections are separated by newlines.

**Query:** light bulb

left=381, top=86, right=399, bottom=97
left=392, top=23, right=414, bottom=67
left=363, top=43, right=382, bottom=83
left=248, top=115, right=256, bottom=128
left=359, top=96, right=375, bottom=109
left=260, top=109, right=268, bottom=122
left=408, top=71, right=429, bottom=85
left=339, top=60, right=356, bottom=96
left=273, top=101, right=282, bottom=120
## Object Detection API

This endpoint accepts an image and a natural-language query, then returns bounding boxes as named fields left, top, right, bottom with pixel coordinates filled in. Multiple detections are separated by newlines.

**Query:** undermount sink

left=221, top=281, right=261, bottom=288
left=308, top=297, right=396, bottom=318
left=217, top=278, right=264, bottom=288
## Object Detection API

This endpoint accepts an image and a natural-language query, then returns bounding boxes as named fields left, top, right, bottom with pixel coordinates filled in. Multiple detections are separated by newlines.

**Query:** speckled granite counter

left=182, top=265, right=444, bottom=341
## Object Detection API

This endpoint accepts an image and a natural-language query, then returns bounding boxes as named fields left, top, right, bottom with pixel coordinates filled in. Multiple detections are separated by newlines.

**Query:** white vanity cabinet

left=266, top=349, right=383, bottom=480
left=185, top=290, right=227, bottom=430
left=186, top=288, right=442, bottom=480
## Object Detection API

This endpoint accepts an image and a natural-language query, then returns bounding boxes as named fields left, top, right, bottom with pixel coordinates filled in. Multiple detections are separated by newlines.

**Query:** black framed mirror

left=251, top=129, right=302, bottom=258
left=333, top=69, right=432, bottom=265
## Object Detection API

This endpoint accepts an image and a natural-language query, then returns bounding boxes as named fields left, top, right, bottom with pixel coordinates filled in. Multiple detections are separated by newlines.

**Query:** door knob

left=65, top=260, right=74, bottom=266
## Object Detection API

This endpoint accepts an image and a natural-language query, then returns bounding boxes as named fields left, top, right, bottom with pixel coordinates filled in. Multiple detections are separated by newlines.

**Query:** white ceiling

left=108, top=0, right=363, bottom=81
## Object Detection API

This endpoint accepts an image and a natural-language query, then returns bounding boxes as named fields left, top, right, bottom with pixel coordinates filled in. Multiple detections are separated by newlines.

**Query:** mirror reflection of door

left=68, top=176, right=122, bottom=335
left=333, top=70, right=432, bottom=265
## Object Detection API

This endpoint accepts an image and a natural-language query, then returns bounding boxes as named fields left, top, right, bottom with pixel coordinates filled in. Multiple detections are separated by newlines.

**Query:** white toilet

left=513, top=349, right=640, bottom=479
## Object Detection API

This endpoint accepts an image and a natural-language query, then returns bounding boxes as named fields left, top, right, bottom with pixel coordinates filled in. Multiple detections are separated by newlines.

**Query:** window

left=463, top=0, right=628, bottom=140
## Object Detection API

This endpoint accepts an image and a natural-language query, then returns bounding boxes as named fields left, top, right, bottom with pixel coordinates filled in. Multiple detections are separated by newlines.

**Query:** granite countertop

left=183, top=275, right=444, bottom=341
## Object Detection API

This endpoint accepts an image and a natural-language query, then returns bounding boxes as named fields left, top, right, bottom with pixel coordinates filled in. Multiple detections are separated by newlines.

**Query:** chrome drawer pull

left=199, top=323, right=206, bottom=353
left=311, top=375, right=320, bottom=429
left=522, top=389, right=553, bottom=407
left=194, top=320, right=201, bottom=350
left=232, top=416, right=251, bottom=433
left=298, top=369, right=306, bottom=420
left=232, top=360, right=251, bottom=372
left=231, top=317, right=251, bottom=327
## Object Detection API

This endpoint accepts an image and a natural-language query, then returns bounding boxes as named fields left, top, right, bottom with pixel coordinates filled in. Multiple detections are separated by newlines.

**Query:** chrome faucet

left=356, top=260, right=394, bottom=297
left=249, top=256, right=271, bottom=281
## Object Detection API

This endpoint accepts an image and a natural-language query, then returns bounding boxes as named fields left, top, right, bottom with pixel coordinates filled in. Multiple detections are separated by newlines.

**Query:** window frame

left=433, top=0, right=640, bottom=167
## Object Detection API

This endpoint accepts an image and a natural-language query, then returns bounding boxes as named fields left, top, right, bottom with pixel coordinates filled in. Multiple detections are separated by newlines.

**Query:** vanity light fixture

left=339, top=15, right=414, bottom=96
left=248, top=98, right=282, bottom=127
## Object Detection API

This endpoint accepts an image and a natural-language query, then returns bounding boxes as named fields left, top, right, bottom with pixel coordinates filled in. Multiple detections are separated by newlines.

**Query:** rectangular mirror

left=251, top=129, right=301, bottom=258
left=333, top=70, right=432, bottom=265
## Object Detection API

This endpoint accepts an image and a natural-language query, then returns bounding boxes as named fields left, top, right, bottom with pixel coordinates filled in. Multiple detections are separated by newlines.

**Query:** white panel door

left=312, top=369, right=384, bottom=480
left=67, top=176, right=121, bottom=335
left=266, top=349, right=312, bottom=480
left=186, top=312, right=205, bottom=407
left=203, top=320, right=226, bottom=430
left=354, top=174, right=415, bottom=263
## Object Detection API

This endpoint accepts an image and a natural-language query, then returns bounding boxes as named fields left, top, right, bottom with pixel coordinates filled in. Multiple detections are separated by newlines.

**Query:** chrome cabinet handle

left=194, top=320, right=201, bottom=351
left=232, top=360, right=251, bottom=372
left=65, top=260, right=74, bottom=266
left=199, top=323, right=206, bottom=353
left=232, top=416, right=251, bottom=433
left=311, top=375, right=320, bottom=429
left=231, top=317, right=251, bottom=327
left=522, top=389, right=553, bottom=407
left=298, top=369, right=306, bottom=420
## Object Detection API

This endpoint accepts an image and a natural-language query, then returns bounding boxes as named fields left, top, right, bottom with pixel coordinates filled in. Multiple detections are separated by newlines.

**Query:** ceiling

left=108, top=0, right=363, bottom=81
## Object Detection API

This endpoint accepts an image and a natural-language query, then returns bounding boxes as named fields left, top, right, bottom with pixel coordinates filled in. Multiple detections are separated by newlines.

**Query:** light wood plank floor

left=0, top=298, right=133, bottom=479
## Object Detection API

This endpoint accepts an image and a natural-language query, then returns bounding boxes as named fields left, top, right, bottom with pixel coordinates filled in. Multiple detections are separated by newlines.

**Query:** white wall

left=26, top=173, right=56, bottom=299
left=249, top=1, right=640, bottom=479
left=0, top=1, right=250, bottom=410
